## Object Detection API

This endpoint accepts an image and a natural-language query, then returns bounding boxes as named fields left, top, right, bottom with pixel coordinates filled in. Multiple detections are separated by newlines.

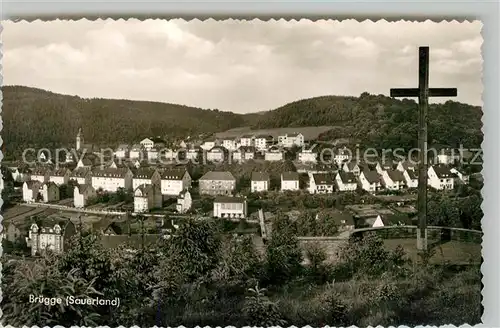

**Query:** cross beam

left=389, top=46, right=458, bottom=252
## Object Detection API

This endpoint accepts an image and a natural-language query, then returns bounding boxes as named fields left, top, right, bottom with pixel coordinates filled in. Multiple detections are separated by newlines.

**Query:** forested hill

left=2, top=87, right=482, bottom=154
left=249, top=92, right=483, bottom=150
left=2, top=86, right=251, bottom=150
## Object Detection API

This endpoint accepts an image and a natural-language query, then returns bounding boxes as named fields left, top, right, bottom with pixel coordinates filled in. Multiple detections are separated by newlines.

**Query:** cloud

left=3, top=19, right=483, bottom=113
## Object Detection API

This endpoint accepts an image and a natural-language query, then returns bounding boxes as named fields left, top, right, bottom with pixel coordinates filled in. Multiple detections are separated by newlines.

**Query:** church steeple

left=76, top=128, right=84, bottom=151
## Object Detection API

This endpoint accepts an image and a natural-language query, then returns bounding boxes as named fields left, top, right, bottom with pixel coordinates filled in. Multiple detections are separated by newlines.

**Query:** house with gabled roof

left=396, top=159, right=417, bottom=172
left=233, top=146, right=256, bottom=162
left=403, top=169, right=418, bottom=188
left=91, top=167, right=133, bottom=192
left=264, top=146, right=285, bottom=161
left=278, top=132, right=304, bottom=148
left=343, top=161, right=363, bottom=176
left=206, top=146, right=228, bottom=162
left=254, top=134, right=273, bottom=151
left=129, top=144, right=145, bottom=160
left=428, top=165, right=455, bottom=190
left=48, top=168, right=71, bottom=186
left=450, top=167, right=469, bottom=184
left=133, top=168, right=161, bottom=190
left=30, top=167, right=50, bottom=184
left=27, top=219, right=76, bottom=256
left=160, top=169, right=191, bottom=196
left=371, top=214, right=413, bottom=228
left=200, top=138, right=217, bottom=151
left=251, top=172, right=270, bottom=192
left=297, top=149, right=318, bottom=163
left=23, top=180, right=41, bottom=202
left=335, top=171, right=357, bottom=192
left=134, top=184, right=162, bottom=213
left=359, top=170, right=381, bottom=193
left=281, top=172, right=300, bottom=191
left=176, top=190, right=192, bottom=213
left=199, top=171, right=236, bottom=195
left=222, top=137, right=238, bottom=151
left=381, top=169, right=406, bottom=190
left=213, top=196, right=248, bottom=219
left=74, top=184, right=97, bottom=208
left=239, top=134, right=255, bottom=147
left=309, top=173, right=335, bottom=194
left=70, top=167, right=92, bottom=185
left=39, top=182, right=60, bottom=203
left=376, top=159, right=396, bottom=174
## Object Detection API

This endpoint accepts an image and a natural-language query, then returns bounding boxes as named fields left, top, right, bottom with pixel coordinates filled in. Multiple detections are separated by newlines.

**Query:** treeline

left=2, top=219, right=481, bottom=327
left=251, top=92, right=483, bottom=150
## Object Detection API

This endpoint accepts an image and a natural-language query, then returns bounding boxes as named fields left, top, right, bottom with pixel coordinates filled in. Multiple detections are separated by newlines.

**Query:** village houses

left=336, top=172, right=358, bottom=192
left=396, top=160, right=417, bottom=172
left=200, top=138, right=217, bottom=151
left=251, top=172, right=270, bottom=192
left=278, top=133, right=304, bottom=148
left=199, top=171, right=236, bottom=196
left=343, top=161, right=363, bottom=176
left=436, top=148, right=460, bottom=165
left=140, top=137, right=166, bottom=151
left=297, top=149, right=317, bottom=163
left=309, top=173, right=335, bottom=194
left=381, top=170, right=406, bottom=190
left=428, top=165, right=455, bottom=190
left=23, top=180, right=41, bottom=202
left=222, top=137, right=238, bottom=151
left=281, top=172, right=300, bottom=191
left=10, top=166, right=30, bottom=183
left=213, top=196, right=248, bottom=219
left=376, top=160, right=396, bottom=174
left=74, top=184, right=97, bottom=208
left=49, top=168, right=71, bottom=186
left=450, top=168, right=470, bottom=184
left=133, top=168, right=161, bottom=191
left=206, top=146, right=227, bottom=162
left=134, top=184, right=162, bottom=213
left=333, top=147, right=350, bottom=166
left=129, top=144, right=145, bottom=160
left=232, top=146, right=256, bottom=162
left=240, top=135, right=254, bottom=147
left=359, top=170, right=382, bottom=193
left=186, top=147, right=202, bottom=161
left=176, top=190, right=192, bottom=213
left=160, top=169, right=192, bottom=196
left=91, top=167, right=134, bottom=192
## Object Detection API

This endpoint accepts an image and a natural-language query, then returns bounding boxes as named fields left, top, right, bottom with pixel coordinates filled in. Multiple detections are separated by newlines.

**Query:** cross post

left=390, top=46, right=457, bottom=252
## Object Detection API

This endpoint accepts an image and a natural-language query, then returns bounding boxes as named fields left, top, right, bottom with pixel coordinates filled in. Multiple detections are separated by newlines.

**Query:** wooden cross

left=390, top=46, right=457, bottom=251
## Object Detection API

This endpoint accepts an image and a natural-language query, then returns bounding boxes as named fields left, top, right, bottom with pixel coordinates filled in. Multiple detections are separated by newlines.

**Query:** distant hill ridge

left=2, top=86, right=482, bottom=156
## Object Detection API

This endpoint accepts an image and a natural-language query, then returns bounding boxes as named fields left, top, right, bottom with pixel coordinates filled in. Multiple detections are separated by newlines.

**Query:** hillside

left=2, top=87, right=483, bottom=157
left=2, top=85, right=250, bottom=151
left=249, top=92, right=483, bottom=150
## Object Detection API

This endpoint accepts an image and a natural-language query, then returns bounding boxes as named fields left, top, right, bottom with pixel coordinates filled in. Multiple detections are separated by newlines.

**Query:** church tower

left=76, top=128, right=84, bottom=151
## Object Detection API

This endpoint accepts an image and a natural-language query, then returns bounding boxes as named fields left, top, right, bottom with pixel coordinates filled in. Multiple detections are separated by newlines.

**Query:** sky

left=3, top=19, right=483, bottom=113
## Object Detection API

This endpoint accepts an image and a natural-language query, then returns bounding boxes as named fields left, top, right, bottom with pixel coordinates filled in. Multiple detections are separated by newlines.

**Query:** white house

left=70, top=167, right=92, bottom=185
left=359, top=170, right=381, bottom=193
left=129, top=144, right=145, bottom=160
left=39, top=182, right=60, bottom=203
left=333, top=147, right=351, bottom=166
left=140, top=138, right=155, bottom=151
left=376, top=160, right=396, bottom=174
left=428, top=165, right=455, bottom=190
left=381, top=170, right=406, bottom=190
left=222, top=138, right=238, bottom=151
left=147, top=147, right=159, bottom=161
left=239, top=135, right=254, bottom=147
left=371, top=214, right=412, bottom=228
left=281, top=172, right=300, bottom=191
left=11, top=167, right=31, bottom=183
left=176, top=190, right=192, bottom=213
left=450, top=168, right=469, bottom=184
left=27, top=221, right=75, bottom=256
left=186, top=147, right=202, bottom=161
left=91, top=167, right=133, bottom=192
left=23, top=180, right=41, bottom=202
left=160, top=169, right=192, bottom=196
left=134, top=184, right=162, bottom=213
left=403, top=169, right=418, bottom=188
left=436, top=149, right=460, bottom=165
left=199, top=171, right=236, bottom=195
left=200, top=139, right=217, bottom=151
left=73, top=184, right=97, bottom=208
left=76, top=156, right=94, bottom=169
left=298, top=149, right=317, bottom=163
left=115, top=144, right=129, bottom=159
left=48, top=168, right=71, bottom=186
left=254, top=135, right=273, bottom=151
left=396, top=160, right=417, bottom=172
left=335, top=172, right=357, bottom=192
left=133, top=168, right=161, bottom=191
left=213, top=196, right=248, bottom=219
left=206, top=146, right=227, bottom=162
left=265, top=146, right=284, bottom=161
left=31, top=168, right=49, bottom=184
left=251, top=172, right=270, bottom=192
left=278, top=133, right=304, bottom=148
left=309, top=173, right=335, bottom=194
left=159, top=148, right=176, bottom=161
